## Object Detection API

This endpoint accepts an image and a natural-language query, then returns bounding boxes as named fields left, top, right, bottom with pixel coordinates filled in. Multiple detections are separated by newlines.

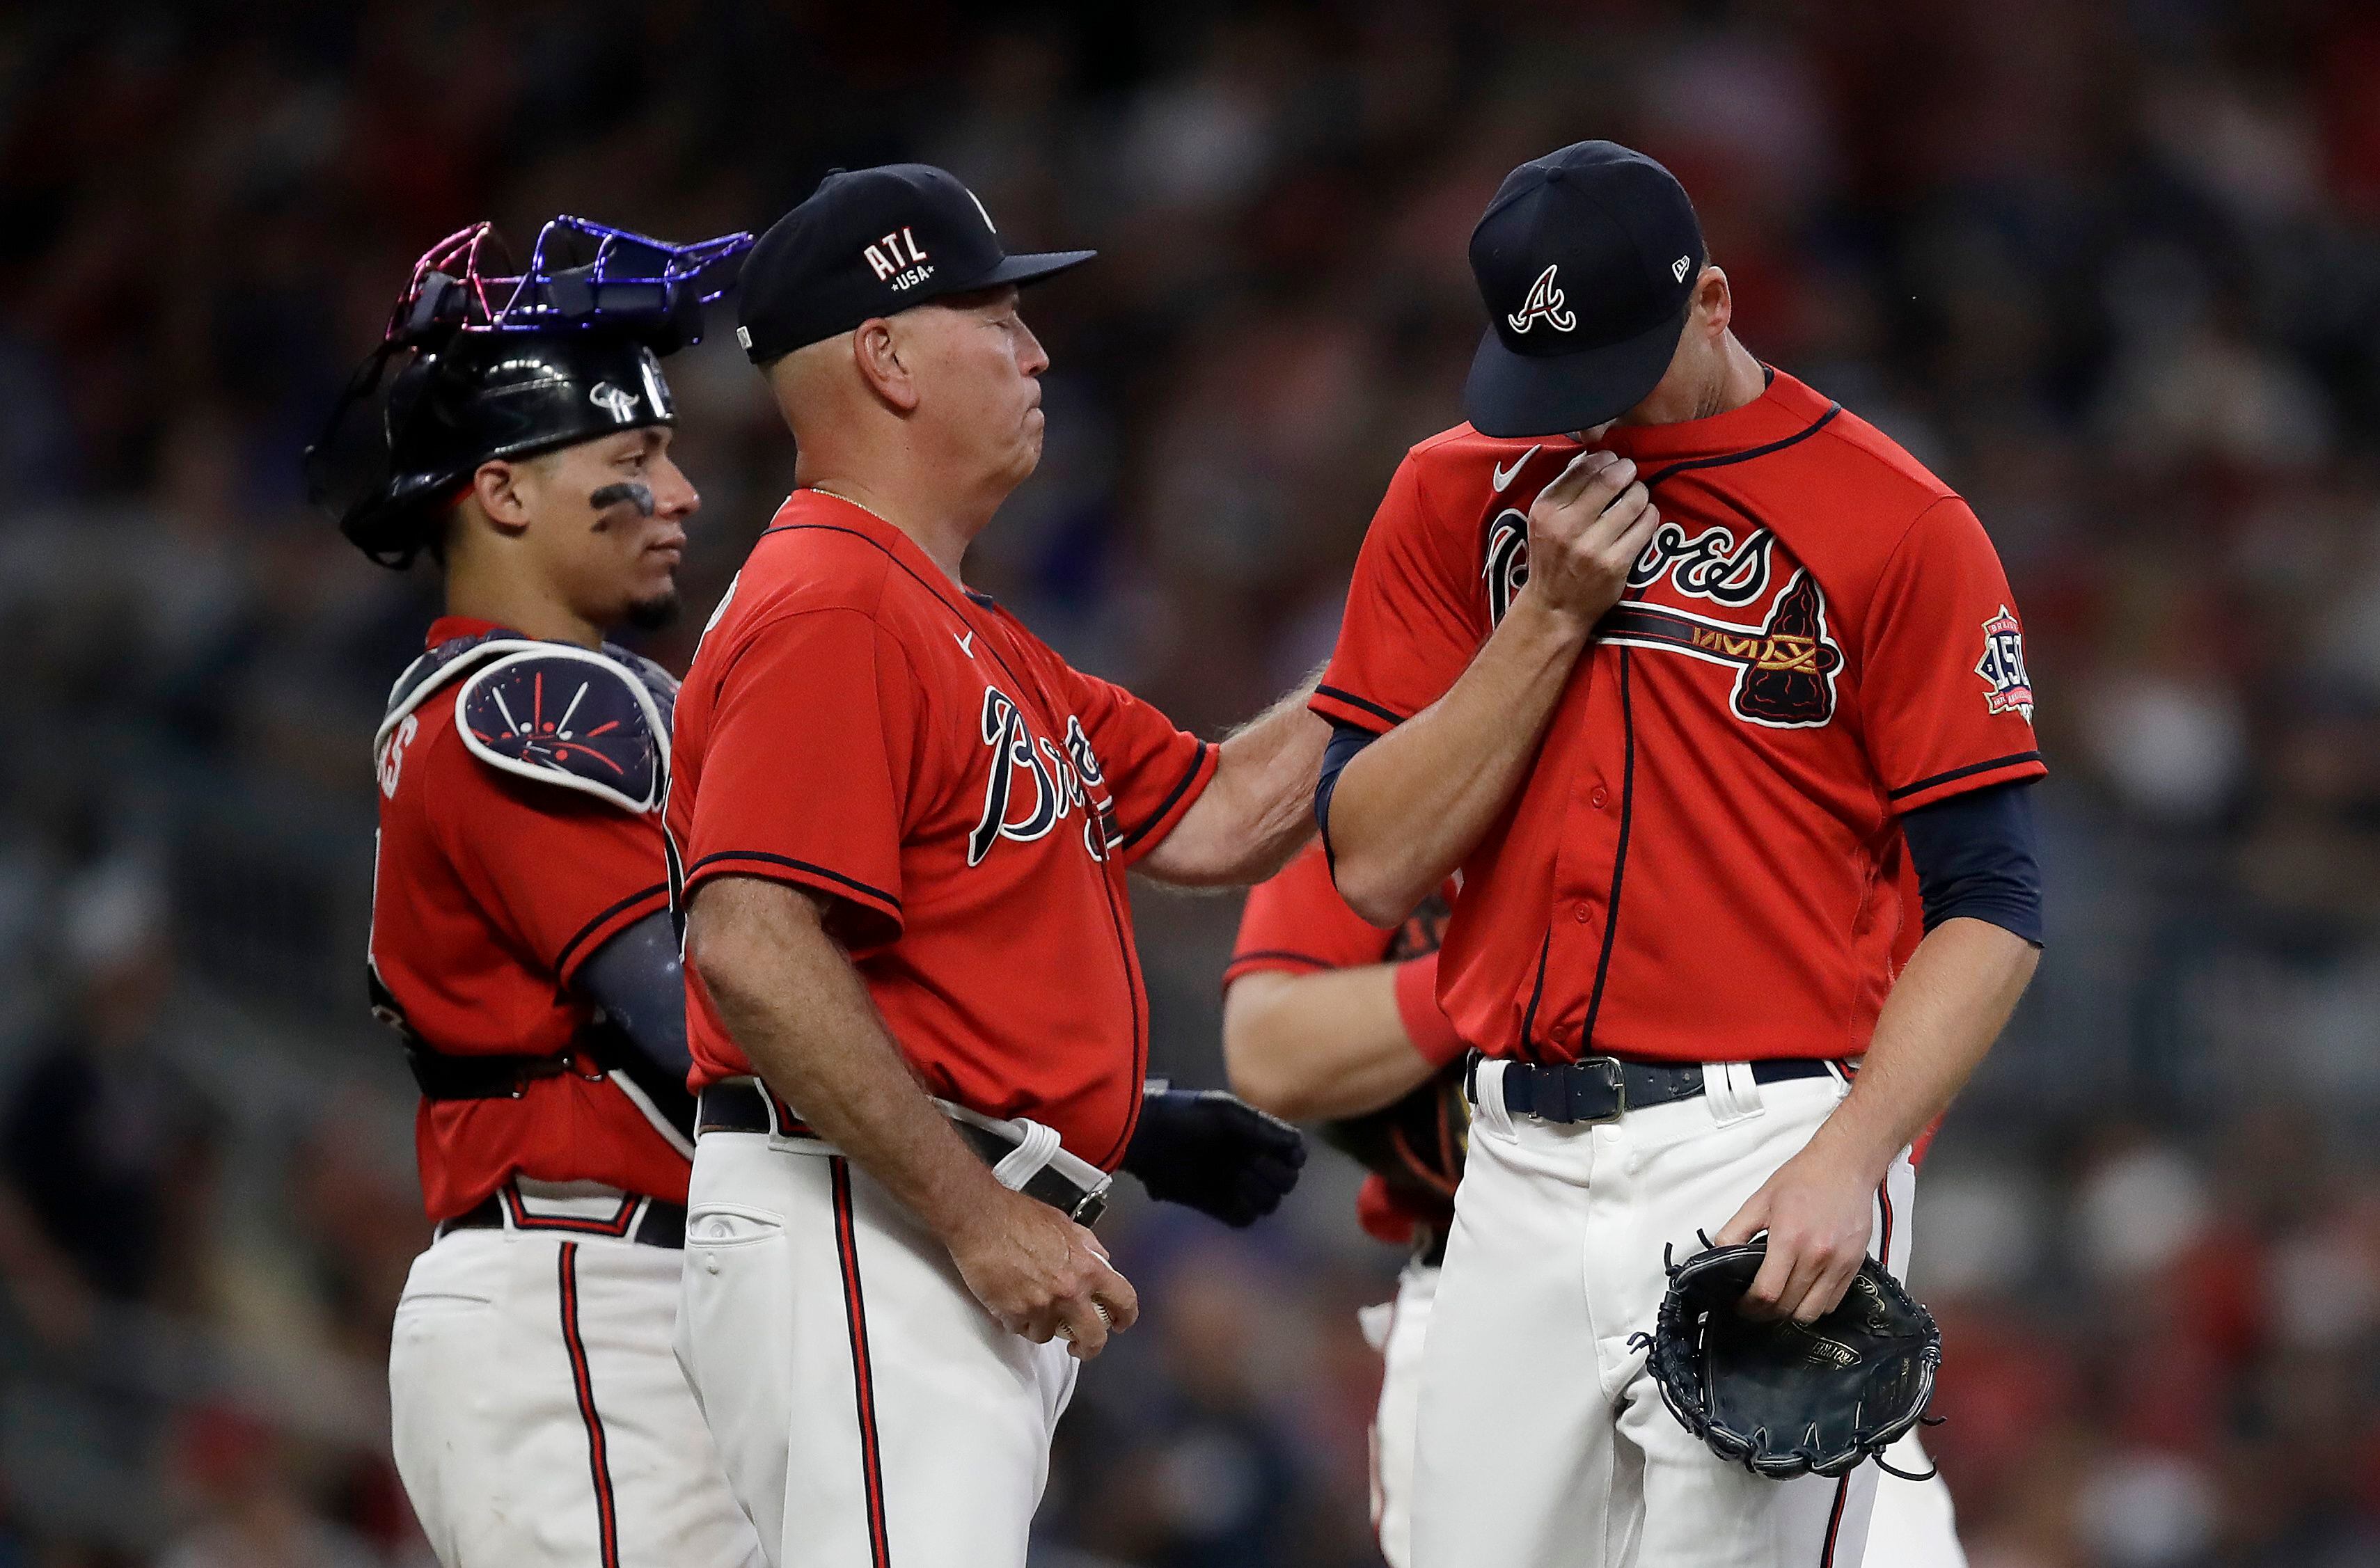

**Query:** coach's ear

left=851, top=317, right=921, bottom=413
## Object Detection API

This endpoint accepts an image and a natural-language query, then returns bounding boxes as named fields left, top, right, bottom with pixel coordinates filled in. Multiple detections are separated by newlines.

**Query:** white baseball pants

left=389, top=1204, right=764, bottom=1568
left=1863, top=1437, right=1967, bottom=1568
left=1409, top=1060, right=1918, bottom=1568
left=1362, top=1254, right=1442, bottom=1567
left=675, top=1128, right=1078, bottom=1568
left=1366, top=1260, right=1962, bottom=1568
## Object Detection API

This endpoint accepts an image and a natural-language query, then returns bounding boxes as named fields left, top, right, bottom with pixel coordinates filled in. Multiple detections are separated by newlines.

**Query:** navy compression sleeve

left=1900, top=779, right=2044, bottom=946
left=1313, top=720, right=1381, bottom=861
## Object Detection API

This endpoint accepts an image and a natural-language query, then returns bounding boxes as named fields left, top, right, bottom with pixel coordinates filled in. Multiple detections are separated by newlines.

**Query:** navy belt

left=1465, top=1054, right=1840, bottom=1126
left=695, top=1081, right=1108, bottom=1227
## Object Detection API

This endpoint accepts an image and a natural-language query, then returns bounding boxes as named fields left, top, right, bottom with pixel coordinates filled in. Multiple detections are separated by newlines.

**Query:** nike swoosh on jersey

left=954, top=629, right=975, bottom=657
left=1492, top=445, right=1543, bottom=493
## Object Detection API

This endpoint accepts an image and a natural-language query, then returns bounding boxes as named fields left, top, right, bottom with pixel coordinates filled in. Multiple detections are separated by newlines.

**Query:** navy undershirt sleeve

left=573, top=910, right=694, bottom=1080
left=1900, top=780, right=2044, bottom=947
left=1313, top=720, right=1381, bottom=863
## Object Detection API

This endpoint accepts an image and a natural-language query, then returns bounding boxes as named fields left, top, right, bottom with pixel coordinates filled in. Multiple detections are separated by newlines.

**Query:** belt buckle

left=1573, top=1057, right=1627, bottom=1124
left=1069, top=1187, right=1108, bottom=1228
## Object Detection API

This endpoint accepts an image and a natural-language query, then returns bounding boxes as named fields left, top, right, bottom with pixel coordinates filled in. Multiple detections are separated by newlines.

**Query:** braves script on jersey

left=668, top=491, right=1217, bottom=1167
left=1314, top=368, right=2044, bottom=1066
left=370, top=617, right=685, bottom=1220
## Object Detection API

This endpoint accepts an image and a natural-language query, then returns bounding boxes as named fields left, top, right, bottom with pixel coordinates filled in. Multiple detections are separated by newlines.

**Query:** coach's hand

left=1712, top=1140, right=1880, bottom=1324
left=1521, top=450, right=1658, bottom=629
left=947, top=1185, right=1140, bottom=1359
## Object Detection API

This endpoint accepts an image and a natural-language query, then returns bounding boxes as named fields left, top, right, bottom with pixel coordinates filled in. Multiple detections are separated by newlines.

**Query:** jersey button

left=1591, top=786, right=1609, bottom=809
left=1573, top=902, right=1591, bottom=924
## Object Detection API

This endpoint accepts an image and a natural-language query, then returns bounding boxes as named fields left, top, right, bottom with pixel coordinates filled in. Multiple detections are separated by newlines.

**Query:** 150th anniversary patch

left=1975, top=606, right=2033, bottom=720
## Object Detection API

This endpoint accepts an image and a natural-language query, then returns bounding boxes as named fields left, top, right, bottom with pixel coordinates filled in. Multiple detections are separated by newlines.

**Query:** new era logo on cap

left=736, top=164, right=1095, bottom=363
left=1462, top=141, right=1708, bottom=438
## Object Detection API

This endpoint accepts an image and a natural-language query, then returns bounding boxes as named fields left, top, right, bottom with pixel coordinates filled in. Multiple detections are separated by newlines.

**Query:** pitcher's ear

left=1692, top=265, right=1733, bottom=338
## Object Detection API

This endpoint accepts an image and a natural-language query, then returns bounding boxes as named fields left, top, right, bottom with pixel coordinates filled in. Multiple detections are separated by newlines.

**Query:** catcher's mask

left=306, top=217, right=752, bottom=569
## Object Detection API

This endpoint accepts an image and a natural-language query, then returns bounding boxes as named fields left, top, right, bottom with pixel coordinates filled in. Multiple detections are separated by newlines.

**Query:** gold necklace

left=807, top=484, right=891, bottom=525
left=806, top=486, right=972, bottom=590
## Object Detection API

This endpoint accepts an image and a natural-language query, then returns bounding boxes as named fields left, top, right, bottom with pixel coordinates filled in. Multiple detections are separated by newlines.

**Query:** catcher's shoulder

left=453, top=645, right=669, bottom=814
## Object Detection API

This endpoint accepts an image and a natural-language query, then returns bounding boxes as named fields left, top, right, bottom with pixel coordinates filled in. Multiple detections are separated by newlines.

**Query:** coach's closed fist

left=948, top=1186, right=1140, bottom=1359
left=1522, top=450, right=1657, bottom=629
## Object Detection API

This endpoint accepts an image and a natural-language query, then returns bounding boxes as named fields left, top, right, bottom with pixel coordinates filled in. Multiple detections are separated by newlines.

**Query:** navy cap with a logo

left=1462, top=141, right=1706, bottom=438
left=735, top=164, right=1095, bottom=363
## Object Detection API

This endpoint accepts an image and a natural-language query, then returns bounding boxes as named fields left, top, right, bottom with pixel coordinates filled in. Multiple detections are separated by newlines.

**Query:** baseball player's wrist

left=1392, top=954, right=1467, bottom=1068
left=1503, top=584, right=1597, bottom=648
left=917, top=1154, right=1024, bottom=1248
left=1802, top=1111, right=1898, bottom=1191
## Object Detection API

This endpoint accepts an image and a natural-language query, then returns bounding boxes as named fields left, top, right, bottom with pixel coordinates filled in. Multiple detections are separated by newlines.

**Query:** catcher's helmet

left=307, top=217, right=752, bottom=569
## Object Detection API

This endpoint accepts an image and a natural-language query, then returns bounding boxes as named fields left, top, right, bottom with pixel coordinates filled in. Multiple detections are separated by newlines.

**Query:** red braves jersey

left=668, top=493, right=1217, bottom=1170
left=1315, top=369, right=2044, bottom=1066
left=1227, top=842, right=1456, bottom=1246
left=371, top=617, right=686, bottom=1221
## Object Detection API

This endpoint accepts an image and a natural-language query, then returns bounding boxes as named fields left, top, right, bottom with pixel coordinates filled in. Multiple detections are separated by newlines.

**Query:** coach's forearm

left=1329, top=592, right=1590, bottom=924
left=1137, top=672, right=1327, bottom=887
left=685, top=876, right=1004, bottom=1242
left=1808, top=917, right=2038, bottom=1182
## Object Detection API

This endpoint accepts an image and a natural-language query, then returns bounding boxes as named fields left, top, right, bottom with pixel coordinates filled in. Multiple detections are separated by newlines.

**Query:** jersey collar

left=1595, top=366, right=1832, bottom=467
left=771, top=489, right=979, bottom=600
left=426, top=615, right=503, bottom=649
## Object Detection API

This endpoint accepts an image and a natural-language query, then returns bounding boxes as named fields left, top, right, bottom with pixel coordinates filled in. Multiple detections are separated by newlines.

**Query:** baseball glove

left=1317, top=1063, right=1469, bottom=1205
left=1637, top=1238, right=1941, bottom=1480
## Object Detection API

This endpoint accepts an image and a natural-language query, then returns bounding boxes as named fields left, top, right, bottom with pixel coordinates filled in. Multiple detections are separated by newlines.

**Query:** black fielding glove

left=1637, top=1240, right=1942, bottom=1481
left=1121, top=1087, right=1307, bottom=1227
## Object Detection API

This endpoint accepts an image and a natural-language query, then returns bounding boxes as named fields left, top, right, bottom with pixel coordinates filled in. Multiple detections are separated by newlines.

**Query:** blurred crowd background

left=1, top=0, right=2379, bottom=1565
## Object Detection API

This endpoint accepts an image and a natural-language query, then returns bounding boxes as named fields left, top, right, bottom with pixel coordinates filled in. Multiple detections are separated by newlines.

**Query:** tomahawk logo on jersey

left=1314, top=368, right=2045, bottom=1066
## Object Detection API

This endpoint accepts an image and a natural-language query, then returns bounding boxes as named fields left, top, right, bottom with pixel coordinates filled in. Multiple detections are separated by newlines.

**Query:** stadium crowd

left=3, top=1, right=2380, bottom=1564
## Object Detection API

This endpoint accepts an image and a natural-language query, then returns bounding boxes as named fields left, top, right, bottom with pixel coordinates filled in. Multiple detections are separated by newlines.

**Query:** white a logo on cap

left=1508, top=264, right=1576, bottom=334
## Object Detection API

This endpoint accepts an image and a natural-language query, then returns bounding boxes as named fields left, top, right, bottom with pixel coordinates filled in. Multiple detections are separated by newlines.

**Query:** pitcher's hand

left=1712, top=1141, right=1878, bottom=1324
left=1520, top=450, right=1658, bottom=629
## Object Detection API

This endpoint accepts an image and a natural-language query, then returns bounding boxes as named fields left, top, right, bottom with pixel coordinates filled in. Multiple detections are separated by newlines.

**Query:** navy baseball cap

left=1461, top=141, right=1706, bottom=438
left=736, top=164, right=1094, bottom=363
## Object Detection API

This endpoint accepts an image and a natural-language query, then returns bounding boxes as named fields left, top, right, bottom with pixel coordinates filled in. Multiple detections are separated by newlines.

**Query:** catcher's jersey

left=1227, top=841, right=1458, bottom=1246
left=1316, top=369, right=2044, bottom=1066
left=370, top=617, right=687, bottom=1221
left=668, top=491, right=1216, bottom=1171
